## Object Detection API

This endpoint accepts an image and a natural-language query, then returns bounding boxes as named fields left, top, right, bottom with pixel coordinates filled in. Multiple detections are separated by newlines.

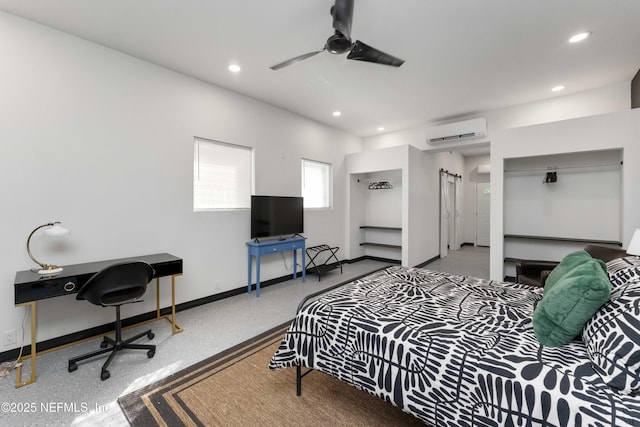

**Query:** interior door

left=441, top=173, right=461, bottom=257
left=476, top=183, right=490, bottom=246
left=453, top=177, right=462, bottom=251
left=448, top=181, right=456, bottom=250
left=440, top=173, right=449, bottom=258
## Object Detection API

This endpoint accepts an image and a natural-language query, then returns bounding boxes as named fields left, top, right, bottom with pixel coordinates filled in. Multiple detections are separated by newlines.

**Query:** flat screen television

left=250, top=195, right=304, bottom=239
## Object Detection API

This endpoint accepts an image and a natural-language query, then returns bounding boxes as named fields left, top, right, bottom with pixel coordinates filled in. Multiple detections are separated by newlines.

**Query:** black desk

left=13, top=253, right=183, bottom=388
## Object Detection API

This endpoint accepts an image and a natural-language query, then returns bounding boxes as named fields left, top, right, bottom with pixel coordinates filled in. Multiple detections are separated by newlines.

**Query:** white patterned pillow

left=606, top=256, right=640, bottom=291
left=582, top=260, right=640, bottom=394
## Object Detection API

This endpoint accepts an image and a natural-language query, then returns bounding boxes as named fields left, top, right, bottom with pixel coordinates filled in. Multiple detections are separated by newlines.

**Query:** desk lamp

left=628, top=228, right=640, bottom=257
left=26, top=221, right=70, bottom=274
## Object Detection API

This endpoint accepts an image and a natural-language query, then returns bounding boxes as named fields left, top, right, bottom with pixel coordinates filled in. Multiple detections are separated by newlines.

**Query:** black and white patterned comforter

left=269, top=266, right=640, bottom=426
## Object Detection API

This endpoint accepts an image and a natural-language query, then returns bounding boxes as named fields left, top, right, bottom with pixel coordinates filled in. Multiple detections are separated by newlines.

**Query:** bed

left=269, top=261, right=640, bottom=426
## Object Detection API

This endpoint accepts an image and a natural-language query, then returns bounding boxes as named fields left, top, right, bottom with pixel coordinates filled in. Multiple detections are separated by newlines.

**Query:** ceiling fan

left=270, top=0, right=404, bottom=70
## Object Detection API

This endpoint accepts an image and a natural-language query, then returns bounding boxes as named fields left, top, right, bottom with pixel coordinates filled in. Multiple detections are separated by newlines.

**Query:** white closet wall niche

left=503, top=148, right=623, bottom=265
left=358, top=170, right=403, bottom=261
left=345, top=145, right=434, bottom=267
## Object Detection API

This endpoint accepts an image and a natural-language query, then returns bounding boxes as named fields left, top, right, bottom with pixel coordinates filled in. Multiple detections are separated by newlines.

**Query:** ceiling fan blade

left=270, top=49, right=325, bottom=70
left=332, top=0, right=354, bottom=40
left=347, top=40, right=404, bottom=67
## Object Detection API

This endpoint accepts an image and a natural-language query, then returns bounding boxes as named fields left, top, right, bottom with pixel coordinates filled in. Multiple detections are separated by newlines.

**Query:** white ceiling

left=1, top=0, right=639, bottom=137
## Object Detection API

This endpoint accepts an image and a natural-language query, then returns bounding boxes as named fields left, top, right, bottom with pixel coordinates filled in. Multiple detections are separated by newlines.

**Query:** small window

left=194, top=138, right=253, bottom=211
left=302, top=159, right=332, bottom=209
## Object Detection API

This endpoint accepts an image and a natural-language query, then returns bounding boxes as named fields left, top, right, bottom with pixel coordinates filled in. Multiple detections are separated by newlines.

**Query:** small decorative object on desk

left=26, top=221, right=70, bottom=275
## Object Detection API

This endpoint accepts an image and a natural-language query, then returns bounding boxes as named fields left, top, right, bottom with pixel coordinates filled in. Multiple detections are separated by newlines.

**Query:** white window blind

left=302, top=159, right=332, bottom=209
left=194, top=138, right=253, bottom=210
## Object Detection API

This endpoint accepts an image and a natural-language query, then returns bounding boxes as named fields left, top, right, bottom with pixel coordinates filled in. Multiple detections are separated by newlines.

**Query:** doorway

left=475, top=183, right=490, bottom=246
left=440, top=170, right=461, bottom=258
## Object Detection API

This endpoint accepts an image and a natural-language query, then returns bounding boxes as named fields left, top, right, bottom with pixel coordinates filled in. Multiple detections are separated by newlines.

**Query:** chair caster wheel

left=147, top=349, right=155, bottom=358
left=68, top=362, right=77, bottom=373
left=148, top=332, right=155, bottom=340
left=100, top=340, right=108, bottom=348
left=101, top=370, right=110, bottom=381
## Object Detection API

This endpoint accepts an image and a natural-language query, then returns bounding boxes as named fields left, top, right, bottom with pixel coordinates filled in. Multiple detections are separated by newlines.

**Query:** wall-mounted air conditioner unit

left=426, top=118, right=488, bottom=144
left=477, top=164, right=491, bottom=175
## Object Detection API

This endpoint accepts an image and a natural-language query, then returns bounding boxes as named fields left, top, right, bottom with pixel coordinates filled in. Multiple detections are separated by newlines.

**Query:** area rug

left=118, top=321, right=424, bottom=426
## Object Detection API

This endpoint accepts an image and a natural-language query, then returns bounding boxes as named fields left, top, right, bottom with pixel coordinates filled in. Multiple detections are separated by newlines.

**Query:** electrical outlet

left=3, top=330, right=17, bottom=346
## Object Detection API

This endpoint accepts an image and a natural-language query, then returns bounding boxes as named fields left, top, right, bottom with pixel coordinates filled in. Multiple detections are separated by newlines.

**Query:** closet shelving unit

left=359, top=226, right=402, bottom=250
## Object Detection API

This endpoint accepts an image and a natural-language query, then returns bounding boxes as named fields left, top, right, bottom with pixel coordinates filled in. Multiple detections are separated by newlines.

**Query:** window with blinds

left=301, top=159, right=332, bottom=209
left=194, top=138, right=253, bottom=211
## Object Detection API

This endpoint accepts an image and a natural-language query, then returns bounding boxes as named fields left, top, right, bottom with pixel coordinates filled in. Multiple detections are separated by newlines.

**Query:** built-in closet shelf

left=504, top=234, right=622, bottom=246
left=360, top=242, right=402, bottom=249
left=360, top=226, right=402, bottom=251
left=360, top=226, right=402, bottom=231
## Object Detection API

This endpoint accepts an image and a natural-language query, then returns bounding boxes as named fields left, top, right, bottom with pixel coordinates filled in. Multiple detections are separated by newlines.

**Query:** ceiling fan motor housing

left=327, top=32, right=352, bottom=54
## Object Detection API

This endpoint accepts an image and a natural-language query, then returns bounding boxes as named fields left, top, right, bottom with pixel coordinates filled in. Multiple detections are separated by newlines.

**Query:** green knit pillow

left=532, top=258, right=611, bottom=347
left=544, top=250, right=593, bottom=292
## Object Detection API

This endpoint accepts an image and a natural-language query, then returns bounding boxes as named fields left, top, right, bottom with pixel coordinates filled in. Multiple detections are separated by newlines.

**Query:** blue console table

left=246, top=236, right=306, bottom=297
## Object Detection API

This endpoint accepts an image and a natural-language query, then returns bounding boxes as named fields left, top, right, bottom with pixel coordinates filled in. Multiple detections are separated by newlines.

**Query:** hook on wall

left=543, top=171, right=557, bottom=184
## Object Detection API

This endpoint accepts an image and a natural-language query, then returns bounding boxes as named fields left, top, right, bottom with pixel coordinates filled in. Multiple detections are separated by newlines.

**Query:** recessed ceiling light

left=569, top=32, right=591, bottom=43
left=378, top=127, right=385, bottom=131
left=332, top=111, right=341, bottom=117
left=228, top=64, right=241, bottom=73
left=552, top=85, right=565, bottom=92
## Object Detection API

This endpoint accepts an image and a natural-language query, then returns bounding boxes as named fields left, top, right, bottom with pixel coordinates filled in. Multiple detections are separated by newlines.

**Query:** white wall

left=0, top=12, right=362, bottom=349
left=362, top=82, right=631, bottom=152
left=407, top=145, right=436, bottom=266
left=481, top=83, right=631, bottom=133
left=363, top=170, right=403, bottom=228
left=490, top=109, right=640, bottom=280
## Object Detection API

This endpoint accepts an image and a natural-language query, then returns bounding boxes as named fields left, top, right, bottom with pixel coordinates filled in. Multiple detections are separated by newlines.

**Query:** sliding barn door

left=440, top=172, right=450, bottom=258
left=440, top=171, right=462, bottom=258
left=453, top=176, right=462, bottom=251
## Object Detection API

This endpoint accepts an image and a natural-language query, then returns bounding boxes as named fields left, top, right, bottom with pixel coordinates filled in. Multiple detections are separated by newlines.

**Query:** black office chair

left=68, top=261, right=156, bottom=380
